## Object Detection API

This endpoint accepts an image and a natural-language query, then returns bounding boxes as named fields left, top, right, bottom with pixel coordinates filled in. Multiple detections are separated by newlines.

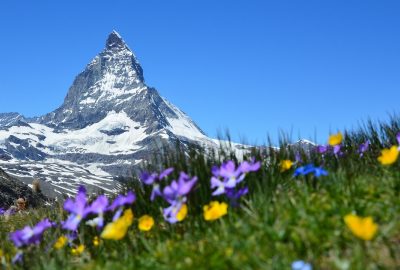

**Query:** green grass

left=1, top=118, right=400, bottom=269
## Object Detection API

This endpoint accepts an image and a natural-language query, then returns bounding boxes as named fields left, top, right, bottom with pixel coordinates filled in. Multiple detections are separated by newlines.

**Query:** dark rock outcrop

left=0, top=167, right=48, bottom=209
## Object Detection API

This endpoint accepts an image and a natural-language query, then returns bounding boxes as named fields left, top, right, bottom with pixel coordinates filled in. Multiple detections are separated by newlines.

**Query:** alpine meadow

left=1, top=1, right=400, bottom=270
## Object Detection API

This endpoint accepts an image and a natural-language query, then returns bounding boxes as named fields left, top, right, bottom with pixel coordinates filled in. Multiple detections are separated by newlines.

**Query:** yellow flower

left=54, top=235, right=68, bottom=250
left=328, top=132, right=343, bottom=146
left=280, top=160, right=293, bottom=172
left=138, top=215, right=155, bottom=231
left=176, top=204, right=188, bottom=222
left=203, top=201, right=228, bottom=221
left=344, top=214, right=378, bottom=241
left=93, top=236, right=100, bottom=247
left=101, top=209, right=134, bottom=240
left=0, top=248, right=3, bottom=257
left=71, top=244, right=85, bottom=256
left=378, top=146, right=399, bottom=165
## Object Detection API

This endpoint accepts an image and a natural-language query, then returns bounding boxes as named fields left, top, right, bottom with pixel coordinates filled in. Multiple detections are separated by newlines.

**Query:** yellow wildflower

left=93, top=236, right=100, bottom=247
left=176, top=204, right=188, bottom=222
left=138, top=215, right=155, bottom=231
left=101, top=209, right=134, bottom=240
left=344, top=214, right=378, bottom=241
left=378, top=146, right=399, bottom=165
left=328, top=132, right=343, bottom=146
left=54, top=235, right=68, bottom=250
left=280, top=160, right=293, bottom=172
left=203, top=201, right=228, bottom=221
left=71, top=244, right=85, bottom=256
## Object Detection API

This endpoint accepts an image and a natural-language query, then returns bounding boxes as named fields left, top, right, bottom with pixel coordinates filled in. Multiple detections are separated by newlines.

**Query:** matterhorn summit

left=0, top=31, right=218, bottom=197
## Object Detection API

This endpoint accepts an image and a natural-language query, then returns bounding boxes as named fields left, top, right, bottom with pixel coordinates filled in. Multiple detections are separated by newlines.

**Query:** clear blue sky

left=0, top=1, right=399, bottom=144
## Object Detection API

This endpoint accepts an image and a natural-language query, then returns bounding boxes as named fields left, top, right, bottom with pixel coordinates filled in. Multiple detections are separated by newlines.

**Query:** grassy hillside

left=0, top=118, right=399, bottom=269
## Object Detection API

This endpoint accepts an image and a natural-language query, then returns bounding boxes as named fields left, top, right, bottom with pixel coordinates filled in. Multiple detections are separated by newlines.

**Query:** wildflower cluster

left=7, top=186, right=136, bottom=264
left=211, top=159, right=260, bottom=206
left=3, top=159, right=260, bottom=266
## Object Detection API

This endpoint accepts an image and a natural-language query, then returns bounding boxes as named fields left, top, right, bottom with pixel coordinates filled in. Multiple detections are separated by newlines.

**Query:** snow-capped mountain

left=0, top=31, right=219, bottom=197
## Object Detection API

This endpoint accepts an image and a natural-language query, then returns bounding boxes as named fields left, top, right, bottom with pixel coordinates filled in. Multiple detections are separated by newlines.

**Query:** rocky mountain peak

left=106, top=30, right=127, bottom=50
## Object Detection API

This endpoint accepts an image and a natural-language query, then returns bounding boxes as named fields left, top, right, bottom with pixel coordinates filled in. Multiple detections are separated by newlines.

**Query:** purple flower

left=161, top=172, right=197, bottom=224
left=140, top=172, right=158, bottom=185
left=396, top=132, right=400, bottom=145
left=62, top=186, right=90, bottom=231
left=358, top=140, right=370, bottom=157
left=226, top=187, right=249, bottom=199
left=295, top=152, right=302, bottom=163
left=108, top=191, right=136, bottom=220
left=226, top=187, right=249, bottom=207
left=159, top=167, right=174, bottom=180
left=108, top=191, right=135, bottom=211
left=10, top=219, right=53, bottom=247
left=211, top=176, right=235, bottom=196
left=163, top=172, right=197, bottom=204
left=140, top=168, right=174, bottom=201
left=85, top=195, right=109, bottom=229
left=294, top=164, right=327, bottom=178
left=292, top=260, right=312, bottom=270
left=238, top=158, right=261, bottom=174
left=333, top=145, right=341, bottom=155
left=0, top=208, right=5, bottom=215
left=215, top=161, right=245, bottom=182
left=163, top=201, right=184, bottom=224
left=316, top=145, right=328, bottom=154
left=12, top=251, right=23, bottom=264
left=211, top=159, right=260, bottom=196
left=66, top=231, right=78, bottom=242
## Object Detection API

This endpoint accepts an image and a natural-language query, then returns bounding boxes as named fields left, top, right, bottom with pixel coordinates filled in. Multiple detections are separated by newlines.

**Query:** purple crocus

left=10, top=219, right=53, bottom=247
left=85, top=195, right=109, bottom=229
left=140, top=168, right=174, bottom=201
left=108, top=191, right=136, bottom=221
left=293, top=164, right=328, bottom=178
left=62, top=186, right=90, bottom=231
left=358, top=140, right=370, bottom=157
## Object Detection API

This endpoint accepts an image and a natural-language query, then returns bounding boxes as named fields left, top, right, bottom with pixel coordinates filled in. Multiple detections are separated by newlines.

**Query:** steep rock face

left=0, top=167, right=48, bottom=209
left=38, top=31, right=182, bottom=135
left=0, top=31, right=217, bottom=196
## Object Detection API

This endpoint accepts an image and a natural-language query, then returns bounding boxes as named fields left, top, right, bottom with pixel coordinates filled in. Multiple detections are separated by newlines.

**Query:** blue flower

left=292, top=260, right=312, bottom=270
left=294, top=164, right=327, bottom=178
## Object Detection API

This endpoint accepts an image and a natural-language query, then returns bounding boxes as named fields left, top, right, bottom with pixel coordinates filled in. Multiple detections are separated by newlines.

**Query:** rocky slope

left=0, top=167, right=48, bottom=209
